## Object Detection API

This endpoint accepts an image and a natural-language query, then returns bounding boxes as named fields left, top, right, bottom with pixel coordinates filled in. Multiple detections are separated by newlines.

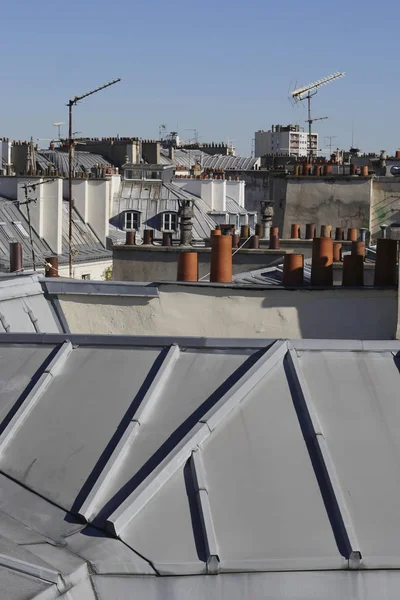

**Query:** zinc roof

left=1, top=334, right=400, bottom=599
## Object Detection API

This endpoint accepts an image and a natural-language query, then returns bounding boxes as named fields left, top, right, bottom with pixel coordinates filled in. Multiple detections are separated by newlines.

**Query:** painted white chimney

left=17, top=178, right=63, bottom=254
left=63, top=179, right=110, bottom=244
left=226, top=179, right=245, bottom=208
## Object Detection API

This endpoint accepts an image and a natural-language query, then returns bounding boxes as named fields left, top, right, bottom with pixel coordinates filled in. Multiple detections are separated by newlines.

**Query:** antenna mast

left=67, top=77, right=121, bottom=278
left=291, top=72, right=344, bottom=164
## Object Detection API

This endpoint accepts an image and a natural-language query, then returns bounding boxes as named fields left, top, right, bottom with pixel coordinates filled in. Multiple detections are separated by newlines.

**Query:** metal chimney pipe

left=320, top=225, right=331, bottom=238
left=45, top=256, right=59, bottom=278
left=342, top=255, right=364, bottom=286
left=255, top=223, right=262, bottom=237
left=333, top=242, right=342, bottom=262
left=335, top=227, right=345, bottom=241
left=269, top=235, right=280, bottom=249
left=311, top=238, right=333, bottom=286
left=347, top=228, right=358, bottom=241
left=282, top=254, right=304, bottom=286
left=162, top=232, right=172, bottom=246
left=240, top=224, right=250, bottom=238
left=210, top=234, right=232, bottom=283
left=232, top=234, right=240, bottom=248
left=251, top=235, right=259, bottom=249
left=380, top=224, right=388, bottom=239
left=290, top=224, right=301, bottom=239
left=270, top=226, right=279, bottom=237
left=177, top=251, right=198, bottom=282
left=351, top=241, right=365, bottom=258
left=305, top=223, right=316, bottom=239
left=10, top=242, right=23, bottom=273
left=143, top=229, right=153, bottom=245
left=125, top=231, right=135, bottom=245
left=374, top=239, right=398, bottom=286
left=359, top=228, right=368, bottom=242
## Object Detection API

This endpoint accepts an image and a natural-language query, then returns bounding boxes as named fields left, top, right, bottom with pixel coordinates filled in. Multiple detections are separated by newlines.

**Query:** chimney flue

left=305, top=223, right=316, bottom=239
left=10, top=242, right=22, bottom=273
left=177, top=251, right=198, bottom=282
left=311, top=238, right=333, bottom=286
left=283, top=254, right=304, bottom=286
left=210, top=234, right=232, bottom=283
left=45, top=256, right=59, bottom=278
left=290, top=224, right=301, bottom=239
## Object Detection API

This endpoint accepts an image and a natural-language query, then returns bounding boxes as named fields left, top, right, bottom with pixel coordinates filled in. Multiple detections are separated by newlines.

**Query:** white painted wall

left=57, top=258, right=112, bottom=280
left=226, top=180, right=245, bottom=208
left=17, top=177, right=62, bottom=254
left=87, top=180, right=109, bottom=244
left=59, top=285, right=397, bottom=340
left=1, top=141, right=12, bottom=167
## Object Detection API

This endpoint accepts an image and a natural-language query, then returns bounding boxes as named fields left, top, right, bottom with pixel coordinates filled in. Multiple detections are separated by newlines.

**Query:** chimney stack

left=335, top=227, right=345, bottom=241
left=374, top=239, right=398, bottom=286
left=347, top=228, right=358, bottom=241
left=305, top=223, right=316, bottom=239
left=125, top=231, right=135, bottom=245
left=143, top=229, right=153, bottom=245
left=45, top=256, right=59, bottom=278
left=210, top=234, right=232, bottom=283
left=320, top=225, right=331, bottom=238
left=311, top=238, right=333, bottom=286
left=290, top=224, right=301, bottom=239
left=342, top=255, right=364, bottom=286
left=10, top=242, right=22, bottom=273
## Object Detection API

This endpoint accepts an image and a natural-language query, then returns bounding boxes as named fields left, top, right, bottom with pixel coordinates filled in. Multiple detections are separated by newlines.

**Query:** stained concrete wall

left=226, top=170, right=270, bottom=215
left=281, top=177, right=372, bottom=238
left=59, top=285, right=397, bottom=340
left=112, top=247, right=286, bottom=281
left=371, top=178, right=400, bottom=238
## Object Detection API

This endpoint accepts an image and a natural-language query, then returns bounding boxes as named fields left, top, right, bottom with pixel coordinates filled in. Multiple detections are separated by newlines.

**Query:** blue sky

left=1, top=0, right=396, bottom=155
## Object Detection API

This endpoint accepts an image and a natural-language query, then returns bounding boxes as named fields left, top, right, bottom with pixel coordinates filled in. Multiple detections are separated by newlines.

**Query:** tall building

left=255, top=124, right=318, bottom=158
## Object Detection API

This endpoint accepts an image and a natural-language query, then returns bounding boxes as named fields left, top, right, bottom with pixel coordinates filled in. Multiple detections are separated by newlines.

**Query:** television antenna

left=159, top=124, right=167, bottom=140
left=66, top=77, right=121, bottom=278
left=291, top=72, right=344, bottom=163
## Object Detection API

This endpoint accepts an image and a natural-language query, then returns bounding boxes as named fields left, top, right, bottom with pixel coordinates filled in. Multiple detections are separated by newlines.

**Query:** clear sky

left=1, top=0, right=397, bottom=155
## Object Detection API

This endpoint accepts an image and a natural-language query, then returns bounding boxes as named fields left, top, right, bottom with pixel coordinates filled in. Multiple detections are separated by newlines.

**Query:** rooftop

left=1, top=333, right=400, bottom=597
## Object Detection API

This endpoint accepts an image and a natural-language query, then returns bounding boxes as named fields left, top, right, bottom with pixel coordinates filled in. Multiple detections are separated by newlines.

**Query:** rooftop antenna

left=67, top=77, right=121, bottom=278
left=53, top=122, right=64, bottom=141
left=291, top=72, right=344, bottom=163
left=324, top=135, right=337, bottom=156
left=159, top=124, right=167, bottom=140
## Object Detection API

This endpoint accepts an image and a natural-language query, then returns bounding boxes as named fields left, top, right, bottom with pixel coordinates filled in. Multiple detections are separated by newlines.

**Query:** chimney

left=290, top=224, right=301, bottom=239
left=335, top=227, right=345, bottom=241
left=179, top=200, right=194, bottom=246
left=177, top=251, right=198, bottom=281
left=125, top=231, right=135, bottom=245
left=210, top=234, right=232, bottom=283
left=320, top=225, right=331, bottom=238
left=305, top=223, right=316, bottom=239
left=240, top=224, right=250, bottom=239
left=19, top=178, right=63, bottom=254
left=169, top=146, right=175, bottom=161
left=347, top=228, right=358, bottom=241
left=342, top=255, right=364, bottom=286
left=45, top=256, right=59, bottom=278
left=374, top=239, right=398, bottom=286
left=141, top=140, right=160, bottom=165
left=351, top=241, right=365, bottom=258
left=143, top=229, right=153, bottom=244
left=333, top=242, right=342, bottom=262
left=10, top=242, right=22, bottom=273
left=283, top=254, right=304, bottom=286
left=251, top=235, right=259, bottom=249
left=162, top=232, right=172, bottom=246
left=311, top=238, right=333, bottom=286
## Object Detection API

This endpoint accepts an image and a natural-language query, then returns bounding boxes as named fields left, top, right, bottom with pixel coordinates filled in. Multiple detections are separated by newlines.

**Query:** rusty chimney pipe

left=311, top=238, right=333, bottom=286
left=283, top=254, right=304, bottom=286
left=347, top=228, right=358, bottom=241
left=305, top=223, right=316, bottom=239
left=232, top=233, right=240, bottom=248
left=210, top=234, right=232, bottom=283
left=255, top=223, right=262, bottom=237
left=350, top=163, right=357, bottom=176
left=335, top=227, right=345, bottom=241
left=290, top=224, right=301, bottom=239
left=342, top=255, right=364, bottom=286
left=125, top=231, right=135, bottom=245
left=10, top=242, right=23, bottom=273
left=211, top=228, right=222, bottom=236
left=333, top=242, right=342, bottom=262
left=351, top=241, right=365, bottom=258
left=320, top=225, right=331, bottom=238
left=143, top=229, right=153, bottom=244
left=251, top=235, right=259, bottom=249
left=240, top=224, right=250, bottom=238
left=177, top=251, right=198, bottom=282
left=162, top=232, right=172, bottom=246
left=374, top=239, right=398, bottom=286
left=45, top=256, right=59, bottom=278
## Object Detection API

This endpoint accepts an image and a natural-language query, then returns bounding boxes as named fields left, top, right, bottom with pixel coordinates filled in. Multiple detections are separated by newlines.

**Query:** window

left=162, top=212, right=178, bottom=232
left=12, top=221, right=29, bottom=237
left=124, top=169, right=143, bottom=180
left=81, top=274, right=91, bottom=280
left=125, top=211, right=140, bottom=230
left=0, top=222, right=14, bottom=240
left=144, top=170, right=162, bottom=180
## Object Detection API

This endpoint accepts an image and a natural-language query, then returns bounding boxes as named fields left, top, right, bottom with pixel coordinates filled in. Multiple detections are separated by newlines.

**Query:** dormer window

left=125, top=211, right=140, bottom=231
left=162, top=212, right=178, bottom=232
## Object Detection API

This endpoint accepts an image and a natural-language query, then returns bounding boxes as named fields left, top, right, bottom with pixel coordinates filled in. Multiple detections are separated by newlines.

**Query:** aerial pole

left=291, top=72, right=344, bottom=164
left=67, top=78, right=121, bottom=278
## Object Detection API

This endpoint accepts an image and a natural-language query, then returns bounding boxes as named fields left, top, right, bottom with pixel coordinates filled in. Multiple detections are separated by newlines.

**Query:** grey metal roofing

left=0, top=197, right=53, bottom=269
left=0, top=273, right=62, bottom=333
left=160, top=148, right=259, bottom=170
left=3, top=333, right=400, bottom=597
left=113, top=181, right=217, bottom=239
left=233, top=258, right=312, bottom=285
left=36, top=149, right=111, bottom=175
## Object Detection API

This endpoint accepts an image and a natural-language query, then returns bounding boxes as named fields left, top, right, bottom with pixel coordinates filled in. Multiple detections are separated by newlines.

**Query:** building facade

left=255, top=125, right=318, bottom=158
